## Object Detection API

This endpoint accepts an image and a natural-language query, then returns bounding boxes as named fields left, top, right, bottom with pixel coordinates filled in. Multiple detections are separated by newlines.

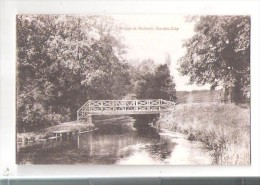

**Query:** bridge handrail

left=77, top=99, right=175, bottom=113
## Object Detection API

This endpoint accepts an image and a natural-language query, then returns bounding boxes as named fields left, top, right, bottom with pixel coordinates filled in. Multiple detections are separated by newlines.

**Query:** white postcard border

left=0, top=0, right=259, bottom=178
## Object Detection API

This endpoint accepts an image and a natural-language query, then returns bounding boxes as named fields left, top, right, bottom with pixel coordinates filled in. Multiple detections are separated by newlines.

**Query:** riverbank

left=157, top=103, right=250, bottom=165
left=17, top=121, right=95, bottom=144
left=17, top=116, right=133, bottom=144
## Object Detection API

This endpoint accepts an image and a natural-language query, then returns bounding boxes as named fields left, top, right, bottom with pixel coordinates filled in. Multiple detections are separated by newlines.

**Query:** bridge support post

left=87, top=114, right=93, bottom=124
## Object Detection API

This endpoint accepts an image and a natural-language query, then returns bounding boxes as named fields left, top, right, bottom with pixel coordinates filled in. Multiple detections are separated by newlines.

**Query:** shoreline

left=17, top=121, right=95, bottom=145
left=17, top=115, right=132, bottom=145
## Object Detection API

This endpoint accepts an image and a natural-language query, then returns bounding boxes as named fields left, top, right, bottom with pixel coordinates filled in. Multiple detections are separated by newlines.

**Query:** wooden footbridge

left=77, top=99, right=175, bottom=123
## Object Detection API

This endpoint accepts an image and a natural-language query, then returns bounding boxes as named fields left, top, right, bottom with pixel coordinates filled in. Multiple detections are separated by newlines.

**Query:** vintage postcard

left=16, top=14, right=250, bottom=165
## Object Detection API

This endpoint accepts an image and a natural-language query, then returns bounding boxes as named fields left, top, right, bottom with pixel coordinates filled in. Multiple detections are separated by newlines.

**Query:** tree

left=134, top=60, right=176, bottom=101
left=178, top=16, right=250, bottom=102
left=16, top=15, right=131, bottom=131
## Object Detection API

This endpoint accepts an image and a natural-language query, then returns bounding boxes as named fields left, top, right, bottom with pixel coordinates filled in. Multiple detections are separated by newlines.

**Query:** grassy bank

left=17, top=121, right=95, bottom=143
left=158, top=103, right=250, bottom=165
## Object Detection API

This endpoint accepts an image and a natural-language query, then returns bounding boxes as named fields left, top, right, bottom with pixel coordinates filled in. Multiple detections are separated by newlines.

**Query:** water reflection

left=73, top=122, right=180, bottom=165
left=145, top=141, right=176, bottom=161
left=17, top=116, right=212, bottom=165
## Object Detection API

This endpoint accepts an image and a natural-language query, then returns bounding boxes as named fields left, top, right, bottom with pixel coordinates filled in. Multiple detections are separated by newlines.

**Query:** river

left=17, top=116, right=212, bottom=165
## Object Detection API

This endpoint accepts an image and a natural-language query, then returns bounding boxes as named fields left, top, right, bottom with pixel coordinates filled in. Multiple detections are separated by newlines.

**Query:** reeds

left=159, top=103, right=250, bottom=165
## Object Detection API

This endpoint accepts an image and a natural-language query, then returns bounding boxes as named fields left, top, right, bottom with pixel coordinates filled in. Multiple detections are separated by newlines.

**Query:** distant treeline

left=176, top=89, right=250, bottom=104
left=176, top=90, right=221, bottom=104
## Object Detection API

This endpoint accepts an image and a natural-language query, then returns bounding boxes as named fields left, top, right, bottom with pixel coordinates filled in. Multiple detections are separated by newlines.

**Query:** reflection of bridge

left=77, top=99, right=175, bottom=123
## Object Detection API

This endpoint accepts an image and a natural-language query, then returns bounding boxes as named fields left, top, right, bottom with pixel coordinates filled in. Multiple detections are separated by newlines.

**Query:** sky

left=111, top=15, right=210, bottom=91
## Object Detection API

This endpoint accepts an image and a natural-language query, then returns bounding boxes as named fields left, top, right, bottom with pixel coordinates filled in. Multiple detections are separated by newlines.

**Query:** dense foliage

left=17, top=15, right=176, bottom=131
left=130, top=59, right=176, bottom=101
left=17, top=15, right=131, bottom=131
left=178, top=16, right=250, bottom=102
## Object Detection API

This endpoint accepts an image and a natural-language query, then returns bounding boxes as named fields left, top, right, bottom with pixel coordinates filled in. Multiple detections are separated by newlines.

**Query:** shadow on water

left=132, top=114, right=159, bottom=128
left=17, top=115, right=177, bottom=164
left=133, top=115, right=176, bottom=161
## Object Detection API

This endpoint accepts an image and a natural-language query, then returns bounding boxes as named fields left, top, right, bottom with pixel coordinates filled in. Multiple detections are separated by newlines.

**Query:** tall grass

left=158, top=103, right=250, bottom=165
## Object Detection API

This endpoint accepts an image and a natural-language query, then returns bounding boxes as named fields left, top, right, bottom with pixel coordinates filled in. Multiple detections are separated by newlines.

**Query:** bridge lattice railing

left=77, top=99, right=175, bottom=117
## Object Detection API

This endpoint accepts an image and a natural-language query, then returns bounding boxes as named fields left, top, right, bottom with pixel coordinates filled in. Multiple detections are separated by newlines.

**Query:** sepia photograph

left=16, top=14, right=250, bottom=165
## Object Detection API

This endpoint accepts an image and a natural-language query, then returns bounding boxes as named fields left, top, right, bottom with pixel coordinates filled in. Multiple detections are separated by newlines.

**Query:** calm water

left=17, top=117, right=212, bottom=165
